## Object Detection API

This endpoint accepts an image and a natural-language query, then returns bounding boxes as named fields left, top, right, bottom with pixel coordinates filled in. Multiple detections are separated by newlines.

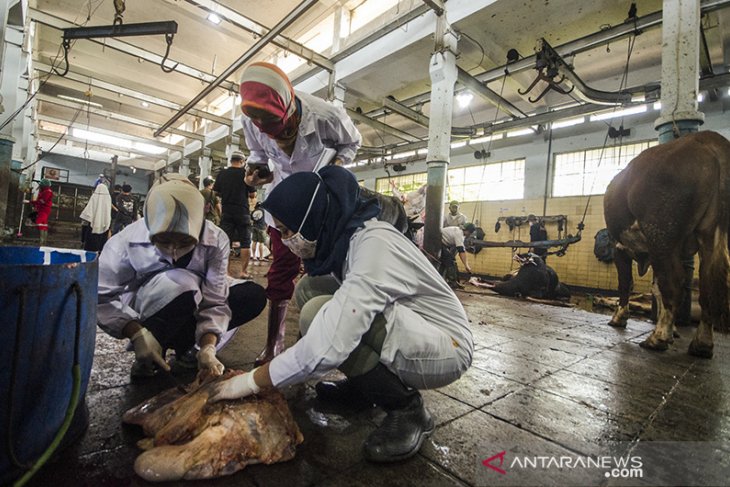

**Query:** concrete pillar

left=654, top=0, right=704, bottom=142
left=423, top=13, right=458, bottom=258
left=179, top=158, right=190, bottom=177
left=198, top=153, right=212, bottom=190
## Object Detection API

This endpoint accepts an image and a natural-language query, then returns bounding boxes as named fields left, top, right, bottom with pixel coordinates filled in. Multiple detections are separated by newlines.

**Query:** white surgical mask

left=156, top=243, right=196, bottom=262
left=281, top=182, right=321, bottom=259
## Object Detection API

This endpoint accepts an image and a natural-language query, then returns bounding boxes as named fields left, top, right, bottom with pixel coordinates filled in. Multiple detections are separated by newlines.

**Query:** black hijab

left=261, top=165, right=380, bottom=278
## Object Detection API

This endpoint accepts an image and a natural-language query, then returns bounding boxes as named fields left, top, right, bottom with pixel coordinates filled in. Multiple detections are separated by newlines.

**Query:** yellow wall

left=458, top=195, right=654, bottom=293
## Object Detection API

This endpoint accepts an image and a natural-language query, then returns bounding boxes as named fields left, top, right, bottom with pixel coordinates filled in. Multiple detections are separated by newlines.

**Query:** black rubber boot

left=354, top=364, right=434, bottom=462
left=315, top=379, right=373, bottom=408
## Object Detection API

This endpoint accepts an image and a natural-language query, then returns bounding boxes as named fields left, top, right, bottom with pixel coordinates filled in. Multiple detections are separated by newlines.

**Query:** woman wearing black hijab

left=210, top=166, right=473, bottom=463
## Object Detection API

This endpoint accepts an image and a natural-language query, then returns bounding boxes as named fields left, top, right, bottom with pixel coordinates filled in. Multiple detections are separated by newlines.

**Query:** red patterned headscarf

left=239, top=62, right=298, bottom=139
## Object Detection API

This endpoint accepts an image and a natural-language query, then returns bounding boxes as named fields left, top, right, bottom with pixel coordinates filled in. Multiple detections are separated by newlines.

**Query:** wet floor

left=27, top=264, right=730, bottom=486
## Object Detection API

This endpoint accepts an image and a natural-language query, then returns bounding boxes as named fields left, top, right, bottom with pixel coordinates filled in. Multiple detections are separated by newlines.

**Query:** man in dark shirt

left=528, top=214, right=549, bottom=263
left=111, top=184, right=122, bottom=221
left=113, top=184, right=138, bottom=234
left=214, top=151, right=257, bottom=279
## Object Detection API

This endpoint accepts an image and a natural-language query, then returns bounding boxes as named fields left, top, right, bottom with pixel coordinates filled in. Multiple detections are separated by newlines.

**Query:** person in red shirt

left=32, top=179, right=53, bottom=245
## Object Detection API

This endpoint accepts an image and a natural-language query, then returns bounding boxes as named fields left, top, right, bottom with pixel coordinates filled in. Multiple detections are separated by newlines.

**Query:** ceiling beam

left=456, top=67, right=527, bottom=119
left=35, top=62, right=231, bottom=126
left=37, top=93, right=206, bottom=141
left=29, top=8, right=236, bottom=91
left=382, top=97, right=429, bottom=127
left=174, top=0, right=334, bottom=71
left=346, top=108, right=422, bottom=143
left=37, top=114, right=183, bottom=151
left=421, top=0, right=445, bottom=16
left=155, top=0, right=320, bottom=137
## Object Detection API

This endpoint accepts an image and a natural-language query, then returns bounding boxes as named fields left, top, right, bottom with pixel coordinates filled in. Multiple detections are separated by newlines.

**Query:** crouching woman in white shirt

left=97, top=174, right=266, bottom=380
left=209, top=165, right=473, bottom=463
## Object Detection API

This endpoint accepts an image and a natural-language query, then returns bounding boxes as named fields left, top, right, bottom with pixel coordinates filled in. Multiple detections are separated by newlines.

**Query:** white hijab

left=144, top=173, right=205, bottom=241
left=80, top=184, right=112, bottom=234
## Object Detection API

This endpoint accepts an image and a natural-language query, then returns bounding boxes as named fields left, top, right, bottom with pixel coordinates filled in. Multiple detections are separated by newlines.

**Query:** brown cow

left=603, top=131, right=730, bottom=358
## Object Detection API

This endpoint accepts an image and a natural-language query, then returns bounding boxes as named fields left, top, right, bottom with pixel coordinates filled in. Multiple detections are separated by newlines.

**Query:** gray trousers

left=295, top=274, right=386, bottom=377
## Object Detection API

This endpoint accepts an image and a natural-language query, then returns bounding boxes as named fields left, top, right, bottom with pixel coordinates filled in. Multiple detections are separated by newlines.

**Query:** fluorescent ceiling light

left=589, top=105, right=647, bottom=121
left=506, top=126, right=537, bottom=138
left=456, top=91, right=473, bottom=108
left=133, top=142, right=166, bottom=155
left=72, top=128, right=131, bottom=148
left=697, top=92, right=705, bottom=103
left=391, top=150, right=417, bottom=160
left=653, top=101, right=661, bottom=110
left=552, top=117, right=585, bottom=129
left=470, top=133, right=502, bottom=145
left=207, top=13, right=222, bottom=25
left=450, top=140, right=468, bottom=149
left=57, top=94, right=103, bottom=108
left=140, top=101, right=149, bottom=108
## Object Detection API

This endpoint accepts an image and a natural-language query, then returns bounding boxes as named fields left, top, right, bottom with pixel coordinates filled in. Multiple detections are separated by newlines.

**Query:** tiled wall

left=458, top=196, right=652, bottom=293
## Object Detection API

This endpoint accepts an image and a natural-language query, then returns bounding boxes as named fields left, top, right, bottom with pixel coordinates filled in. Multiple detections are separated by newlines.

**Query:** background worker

left=97, top=174, right=266, bottom=379
left=214, top=151, right=257, bottom=279
left=443, top=200, right=467, bottom=228
left=31, top=178, right=54, bottom=246
left=238, top=61, right=362, bottom=365
left=440, top=223, right=475, bottom=288
left=112, top=183, right=137, bottom=234
left=209, top=167, right=473, bottom=463
left=200, top=176, right=221, bottom=226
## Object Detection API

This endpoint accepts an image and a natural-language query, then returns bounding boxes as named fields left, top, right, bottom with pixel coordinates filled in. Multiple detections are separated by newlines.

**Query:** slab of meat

left=123, top=371, right=303, bottom=482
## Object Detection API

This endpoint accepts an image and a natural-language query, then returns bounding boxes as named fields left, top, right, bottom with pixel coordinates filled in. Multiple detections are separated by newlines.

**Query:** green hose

left=13, top=365, right=81, bottom=487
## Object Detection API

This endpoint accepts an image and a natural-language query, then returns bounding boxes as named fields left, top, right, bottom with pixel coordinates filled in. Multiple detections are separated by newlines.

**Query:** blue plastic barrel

left=0, top=247, right=98, bottom=484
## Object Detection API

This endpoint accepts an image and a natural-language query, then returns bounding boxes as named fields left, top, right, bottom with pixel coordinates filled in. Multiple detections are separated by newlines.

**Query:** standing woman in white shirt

left=210, top=166, right=473, bottom=463
left=238, top=61, right=362, bottom=366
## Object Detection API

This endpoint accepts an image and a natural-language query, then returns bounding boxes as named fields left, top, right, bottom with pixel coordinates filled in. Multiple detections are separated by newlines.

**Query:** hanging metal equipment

left=53, top=20, right=180, bottom=76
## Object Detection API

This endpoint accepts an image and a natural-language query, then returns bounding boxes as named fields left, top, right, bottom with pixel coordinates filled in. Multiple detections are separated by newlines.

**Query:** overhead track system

left=154, top=0, right=321, bottom=137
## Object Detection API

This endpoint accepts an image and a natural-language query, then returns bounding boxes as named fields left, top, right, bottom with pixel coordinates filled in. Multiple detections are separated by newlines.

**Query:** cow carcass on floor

left=603, top=130, right=730, bottom=358
left=123, top=371, right=303, bottom=482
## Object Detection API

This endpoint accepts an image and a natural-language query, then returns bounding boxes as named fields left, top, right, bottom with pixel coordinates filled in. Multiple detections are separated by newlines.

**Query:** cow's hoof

left=688, top=340, right=713, bottom=359
left=608, top=319, right=627, bottom=328
left=639, top=337, right=669, bottom=351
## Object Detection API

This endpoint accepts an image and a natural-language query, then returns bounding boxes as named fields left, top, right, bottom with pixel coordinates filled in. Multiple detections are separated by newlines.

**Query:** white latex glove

left=197, top=343, right=225, bottom=377
left=208, top=369, right=260, bottom=403
left=131, top=328, right=170, bottom=371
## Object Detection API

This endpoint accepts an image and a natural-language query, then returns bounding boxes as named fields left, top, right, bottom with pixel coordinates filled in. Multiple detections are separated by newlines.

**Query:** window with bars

left=375, top=172, right=428, bottom=196
left=447, top=159, right=525, bottom=202
left=552, top=140, right=658, bottom=197
left=374, top=159, right=525, bottom=202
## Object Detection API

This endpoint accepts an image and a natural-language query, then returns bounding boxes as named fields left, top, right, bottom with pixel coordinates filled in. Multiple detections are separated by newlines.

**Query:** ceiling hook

left=160, top=33, right=179, bottom=73
left=52, top=38, right=71, bottom=77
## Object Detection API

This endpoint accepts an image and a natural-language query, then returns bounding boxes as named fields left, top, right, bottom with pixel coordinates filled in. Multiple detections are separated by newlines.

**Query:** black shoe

left=315, top=379, right=373, bottom=408
left=363, top=394, right=434, bottom=463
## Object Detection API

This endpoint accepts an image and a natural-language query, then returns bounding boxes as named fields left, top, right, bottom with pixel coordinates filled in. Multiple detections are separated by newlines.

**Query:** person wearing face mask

left=96, top=174, right=267, bottom=379
left=209, top=166, right=473, bottom=463
left=238, top=61, right=362, bottom=366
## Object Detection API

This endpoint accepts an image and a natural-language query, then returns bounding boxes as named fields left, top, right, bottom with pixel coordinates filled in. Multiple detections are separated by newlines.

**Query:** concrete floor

left=28, top=259, right=730, bottom=486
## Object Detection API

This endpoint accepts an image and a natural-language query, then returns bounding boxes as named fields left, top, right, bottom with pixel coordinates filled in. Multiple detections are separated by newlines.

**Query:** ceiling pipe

left=154, top=0, right=319, bottom=137
left=358, top=72, right=730, bottom=160
left=365, top=0, right=730, bottom=120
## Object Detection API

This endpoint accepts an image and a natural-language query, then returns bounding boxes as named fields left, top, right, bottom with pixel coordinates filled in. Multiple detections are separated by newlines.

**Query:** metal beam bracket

left=56, top=21, right=180, bottom=76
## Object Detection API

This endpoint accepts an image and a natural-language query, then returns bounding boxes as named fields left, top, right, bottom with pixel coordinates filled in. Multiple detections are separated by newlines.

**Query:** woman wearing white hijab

left=97, top=174, right=266, bottom=379
left=80, top=183, right=112, bottom=252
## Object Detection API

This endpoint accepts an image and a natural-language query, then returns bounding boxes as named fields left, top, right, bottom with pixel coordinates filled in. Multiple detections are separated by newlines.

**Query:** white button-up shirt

left=242, top=91, right=362, bottom=190
left=441, top=226, right=466, bottom=249
left=269, top=220, right=474, bottom=388
left=97, top=219, right=231, bottom=344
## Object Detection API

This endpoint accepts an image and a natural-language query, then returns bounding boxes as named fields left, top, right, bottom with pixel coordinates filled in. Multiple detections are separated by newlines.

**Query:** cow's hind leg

left=609, top=248, right=633, bottom=328
left=689, top=228, right=730, bottom=358
left=640, top=254, right=683, bottom=351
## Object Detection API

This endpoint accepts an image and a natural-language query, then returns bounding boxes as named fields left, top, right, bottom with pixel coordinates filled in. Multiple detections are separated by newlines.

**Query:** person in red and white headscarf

left=238, top=61, right=362, bottom=366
